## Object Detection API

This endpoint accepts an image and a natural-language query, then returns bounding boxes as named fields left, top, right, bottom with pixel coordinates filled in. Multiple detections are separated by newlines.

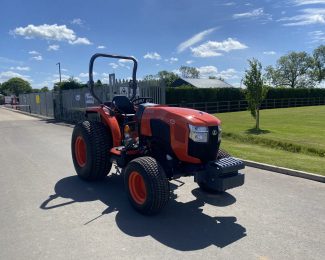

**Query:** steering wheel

left=132, top=97, right=154, bottom=105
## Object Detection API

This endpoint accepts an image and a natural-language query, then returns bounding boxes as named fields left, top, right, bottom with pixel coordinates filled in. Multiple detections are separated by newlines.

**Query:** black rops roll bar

left=88, top=53, right=138, bottom=104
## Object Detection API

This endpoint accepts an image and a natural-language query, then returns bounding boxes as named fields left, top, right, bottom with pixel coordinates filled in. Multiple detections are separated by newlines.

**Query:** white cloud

left=143, top=52, right=161, bottom=60
left=79, top=72, right=97, bottom=77
left=186, top=60, right=194, bottom=64
left=0, top=71, right=31, bottom=83
left=233, top=8, right=272, bottom=20
left=263, top=51, right=277, bottom=55
left=217, top=68, right=239, bottom=80
left=197, top=66, right=218, bottom=77
left=118, top=59, right=133, bottom=63
left=279, top=8, right=325, bottom=26
left=61, top=68, right=68, bottom=72
left=9, top=66, right=30, bottom=71
left=31, top=55, right=43, bottom=61
left=97, top=45, right=106, bottom=49
left=177, top=27, right=216, bottom=53
left=197, top=66, right=238, bottom=79
left=47, top=44, right=60, bottom=51
left=69, top=37, right=92, bottom=45
left=109, top=63, right=119, bottom=69
left=28, top=50, right=39, bottom=55
left=309, top=30, right=325, bottom=42
left=223, top=2, right=235, bottom=6
left=191, top=38, right=248, bottom=57
left=12, top=24, right=92, bottom=45
left=293, top=0, right=325, bottom=5
left=51, top=74, right=73, bottom=82
left=71, top=18, right=83, bottom=25
left=165, top=57, right=178, bottom=63
left=79, top=72, right=88, bottom=77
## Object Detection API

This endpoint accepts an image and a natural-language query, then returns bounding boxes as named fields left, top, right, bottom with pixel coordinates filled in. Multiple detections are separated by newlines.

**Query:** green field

left=214, top=106, right=325, bottom=175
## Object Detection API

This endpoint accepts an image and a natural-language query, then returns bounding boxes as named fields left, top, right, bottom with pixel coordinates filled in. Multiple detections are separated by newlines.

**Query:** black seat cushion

left=112, top=95, right=135, bottom=114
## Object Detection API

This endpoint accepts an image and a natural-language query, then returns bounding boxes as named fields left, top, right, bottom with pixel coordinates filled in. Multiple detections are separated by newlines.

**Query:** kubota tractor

left=71, top=53, right=245, bottom=215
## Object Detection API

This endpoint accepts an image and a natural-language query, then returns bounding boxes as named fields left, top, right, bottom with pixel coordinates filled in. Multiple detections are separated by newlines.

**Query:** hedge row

left=166, top=87, right=325, bottom=104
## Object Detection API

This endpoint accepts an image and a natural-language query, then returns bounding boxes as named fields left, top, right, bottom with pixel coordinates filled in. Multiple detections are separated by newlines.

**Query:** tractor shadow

left=40, top=174, right=246, bottom=251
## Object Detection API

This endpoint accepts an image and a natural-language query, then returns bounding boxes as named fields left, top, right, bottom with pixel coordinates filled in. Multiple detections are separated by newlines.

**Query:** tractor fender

left=85, top=106, right=122, bottom=147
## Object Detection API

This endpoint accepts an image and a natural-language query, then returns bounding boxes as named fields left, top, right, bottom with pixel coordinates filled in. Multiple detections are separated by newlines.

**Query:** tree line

left=0, top=77, right=49, bottom=96
left=265, top=45, right=325, bottom=88
left=1, top=45, right=324, bottom=97
left=242, top=45, right=325, bottom=131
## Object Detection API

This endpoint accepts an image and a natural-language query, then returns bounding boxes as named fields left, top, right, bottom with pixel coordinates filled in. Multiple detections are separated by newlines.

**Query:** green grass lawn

left=214, top=106, right=325, bottom=175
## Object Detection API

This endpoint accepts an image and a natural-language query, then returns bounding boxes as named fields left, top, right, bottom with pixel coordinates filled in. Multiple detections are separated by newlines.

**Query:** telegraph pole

left=56, top=62, right=62, bottom=83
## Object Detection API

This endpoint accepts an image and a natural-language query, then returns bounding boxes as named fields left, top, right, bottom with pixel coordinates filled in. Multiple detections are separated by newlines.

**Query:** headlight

left=189, top=124, right=208, bottom=143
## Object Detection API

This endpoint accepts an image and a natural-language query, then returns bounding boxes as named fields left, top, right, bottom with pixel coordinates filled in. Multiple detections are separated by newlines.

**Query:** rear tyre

left=124, top=157, right=170, bottom=215
left=71, top=120, right=112, bottom=181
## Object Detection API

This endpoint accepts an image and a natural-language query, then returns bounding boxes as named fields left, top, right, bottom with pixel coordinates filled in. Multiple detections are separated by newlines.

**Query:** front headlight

left=189, top=124, right=208, bottom=143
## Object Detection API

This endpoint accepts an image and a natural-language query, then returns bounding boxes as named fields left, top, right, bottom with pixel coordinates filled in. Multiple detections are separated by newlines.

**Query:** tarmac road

left=0, top=107, right=324, bottom=260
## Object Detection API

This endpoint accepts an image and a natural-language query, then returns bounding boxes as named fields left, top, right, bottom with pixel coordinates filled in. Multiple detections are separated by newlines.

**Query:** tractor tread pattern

left=72, top=120, right=112, bottom=181
left=125, top=156, right=170, bottom=215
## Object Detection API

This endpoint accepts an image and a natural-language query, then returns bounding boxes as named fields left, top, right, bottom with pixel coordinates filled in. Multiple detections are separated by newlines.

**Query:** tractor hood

left=143, top=106, right=221, bottom=126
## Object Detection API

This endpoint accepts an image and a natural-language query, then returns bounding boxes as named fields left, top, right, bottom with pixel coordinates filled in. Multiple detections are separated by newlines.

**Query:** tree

left=157, top=70, right=179, bottom=87
left=1, top=77, right=32, bottom=96
left=312, top=45, right=325, bottom=83
left=179, top=66, right=200, bottom=78
left=95, top=79, right=102, bottom=87
left=143, top=74, right=157, bottom=81
left=265, top=51, right=315, bottom=88
left=243, top=59, right=268, bottom=131
left=209, top=76, right=225, bottom=81
left=53, top=77, right=84, bottom=91
left=40, top=87, right=49, bottom=92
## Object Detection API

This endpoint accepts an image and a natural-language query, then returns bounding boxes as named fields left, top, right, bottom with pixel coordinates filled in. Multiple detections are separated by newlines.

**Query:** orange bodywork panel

left=141, top=106, right=221, bottom=164
left=86, top=106, right=122, bottom=147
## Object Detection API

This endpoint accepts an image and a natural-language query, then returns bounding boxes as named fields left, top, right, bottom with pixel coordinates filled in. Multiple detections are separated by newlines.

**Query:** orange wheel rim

left=129, top=171, right=147, bottom=205
left=75, top=136, right=87, bottom=167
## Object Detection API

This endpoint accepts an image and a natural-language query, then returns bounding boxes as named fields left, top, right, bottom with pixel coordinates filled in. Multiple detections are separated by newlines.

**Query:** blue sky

left=1, top=0, right=325, bottom=88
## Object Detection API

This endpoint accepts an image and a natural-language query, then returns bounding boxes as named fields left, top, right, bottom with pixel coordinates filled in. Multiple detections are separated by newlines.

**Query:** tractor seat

left=112, top=95, right=135, bottom=114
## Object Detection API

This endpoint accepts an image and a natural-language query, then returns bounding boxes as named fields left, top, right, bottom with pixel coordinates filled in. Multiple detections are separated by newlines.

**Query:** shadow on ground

left=40, top=174, right=246, bottom=251
left=245, top=128, right=271, bottom=135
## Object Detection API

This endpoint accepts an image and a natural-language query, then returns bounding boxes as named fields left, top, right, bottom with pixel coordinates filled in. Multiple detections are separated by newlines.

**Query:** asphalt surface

left=0, top=107, right=324, bottom=260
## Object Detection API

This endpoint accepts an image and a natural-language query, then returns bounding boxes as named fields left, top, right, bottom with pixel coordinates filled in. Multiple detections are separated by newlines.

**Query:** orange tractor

left=71, top=53, right=245, bottom=215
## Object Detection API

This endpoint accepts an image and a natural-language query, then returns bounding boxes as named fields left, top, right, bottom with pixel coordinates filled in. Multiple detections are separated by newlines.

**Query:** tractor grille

left=188, top=126, right=220, bottom=162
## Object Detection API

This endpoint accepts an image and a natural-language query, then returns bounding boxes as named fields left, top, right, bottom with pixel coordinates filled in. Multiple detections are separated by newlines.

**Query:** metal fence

left=19, top=85, right=325, bottom=121
left=19, top=92, right=54, bottom=117
left=19, top=80, right=166, bottom=121
left=168, top=97, right=325, bottom=113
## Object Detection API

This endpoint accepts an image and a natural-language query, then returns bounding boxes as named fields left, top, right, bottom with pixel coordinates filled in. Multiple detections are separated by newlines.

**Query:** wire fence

left=168, top=97, right=325, bottom=113
left=18, top=80, right=166, bottom=122
left=18, top=84, right=325, bottom=122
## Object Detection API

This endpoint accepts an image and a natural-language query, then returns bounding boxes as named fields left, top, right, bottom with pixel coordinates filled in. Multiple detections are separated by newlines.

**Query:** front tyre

left=71, top=120, right=112, bottom=181
left=124, top=157, right=170, bottom=215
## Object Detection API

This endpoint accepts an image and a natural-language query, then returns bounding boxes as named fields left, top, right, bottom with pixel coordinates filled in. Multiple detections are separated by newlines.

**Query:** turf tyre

left=124, top=157, right=170, bottom=215
left=71, top=120, right=112, bottom=181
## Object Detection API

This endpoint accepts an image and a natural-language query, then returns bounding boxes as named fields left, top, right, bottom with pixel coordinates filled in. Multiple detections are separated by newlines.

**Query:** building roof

left=179, top=77, right=235, bottom=88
